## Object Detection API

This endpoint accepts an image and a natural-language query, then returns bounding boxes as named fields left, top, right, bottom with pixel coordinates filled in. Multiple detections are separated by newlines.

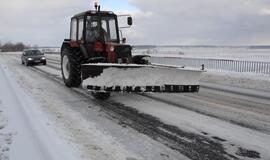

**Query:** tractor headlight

left=28, top=58, right=33, bottom=61
left=41, top=57, right=46, bottom=60
left=109, top=46, right=114, bottom=52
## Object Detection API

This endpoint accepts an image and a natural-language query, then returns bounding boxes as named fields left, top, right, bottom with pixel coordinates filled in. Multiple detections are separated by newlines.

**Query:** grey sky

left=0, top=0, right=270, bottom=46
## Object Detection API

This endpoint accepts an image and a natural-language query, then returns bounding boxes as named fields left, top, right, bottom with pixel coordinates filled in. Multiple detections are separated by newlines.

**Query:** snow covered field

left=41, top=46, right=270, bottom=62
left=133, top=46, right=270, bottom=62
left=0, top=52, right=270, bottom=160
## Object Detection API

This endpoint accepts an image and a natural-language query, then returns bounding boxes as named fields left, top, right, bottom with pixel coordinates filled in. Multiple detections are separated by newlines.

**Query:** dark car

left=21, top=49, right=46, bottom=66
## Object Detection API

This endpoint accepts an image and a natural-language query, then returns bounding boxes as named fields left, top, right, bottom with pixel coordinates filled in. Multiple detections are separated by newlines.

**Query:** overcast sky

left=0, top=0, right=270, bottom=46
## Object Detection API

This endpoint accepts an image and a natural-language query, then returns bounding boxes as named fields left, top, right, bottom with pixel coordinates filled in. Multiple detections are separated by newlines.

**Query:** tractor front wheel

left=61, top=48, right=82, bottom=87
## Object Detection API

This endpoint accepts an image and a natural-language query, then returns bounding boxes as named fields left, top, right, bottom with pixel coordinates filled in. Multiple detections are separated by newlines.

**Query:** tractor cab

left=65, top=9, right=133, bottom=64
left=70, top=11, right=121, bottom=44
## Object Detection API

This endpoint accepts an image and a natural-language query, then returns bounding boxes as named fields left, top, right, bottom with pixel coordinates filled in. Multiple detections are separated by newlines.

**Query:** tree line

left=0, top=41, right=29, bottom=52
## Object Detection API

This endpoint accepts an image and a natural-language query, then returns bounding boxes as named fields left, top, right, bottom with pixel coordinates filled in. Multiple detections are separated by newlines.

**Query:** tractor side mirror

left=127, top=17, right=133, bottom=26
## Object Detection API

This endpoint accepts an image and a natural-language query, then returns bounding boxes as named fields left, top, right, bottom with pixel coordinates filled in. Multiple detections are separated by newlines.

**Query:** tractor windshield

left=86, top=15, right=119, bottom=43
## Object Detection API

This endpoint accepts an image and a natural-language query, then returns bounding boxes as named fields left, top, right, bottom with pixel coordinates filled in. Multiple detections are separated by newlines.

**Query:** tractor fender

left=61, top=40, right=88, bottom=60
left=61, top=40, right=75, bottom=55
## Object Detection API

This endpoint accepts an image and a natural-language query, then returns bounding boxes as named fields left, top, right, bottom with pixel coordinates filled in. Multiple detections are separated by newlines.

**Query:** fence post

left=263, top=62, right=266, bottom=74
left=236, top=61, right=239, bottom=72
left=267, top=63, right=270, bottom=74
left=244, top=61, right=247, bottom=73
left=260, top=62, right=263, bottom=74
left=237, top=61, right=239, bottom=72
left=256, top=62, right=259, bottom=73
left=233, top=61, right=235, bottom=72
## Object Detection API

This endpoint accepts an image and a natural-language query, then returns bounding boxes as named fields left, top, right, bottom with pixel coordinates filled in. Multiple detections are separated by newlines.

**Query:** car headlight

left=28, top=58, right=33, bottom=61
left=41, top=57, right=46, bottom=60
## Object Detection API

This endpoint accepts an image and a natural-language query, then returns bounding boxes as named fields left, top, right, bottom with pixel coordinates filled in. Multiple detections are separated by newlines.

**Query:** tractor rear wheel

left=61, top=48, right=82, bottom=87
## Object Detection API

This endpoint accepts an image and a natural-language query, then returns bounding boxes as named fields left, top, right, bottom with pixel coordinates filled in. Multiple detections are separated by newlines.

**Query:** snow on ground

left=110, top=93, right=270, bottom=160
left=0, top=55, right=142, bottom=160
left=55, top=48, right=270, bottom=159
left=0, top=53, right=188, bottom=160
left=0, top=64, right=79, bottom=160
left=45, top=53, right=61, bottom=61
left=1, top=51, right=270, bottom=159
left=201, top=70, right=270, bottom=91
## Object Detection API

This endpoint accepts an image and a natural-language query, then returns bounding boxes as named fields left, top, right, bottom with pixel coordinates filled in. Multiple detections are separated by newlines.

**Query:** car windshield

left=25, top=50, right=43, bottom=56
left=86, top=15, right=118, bottom=43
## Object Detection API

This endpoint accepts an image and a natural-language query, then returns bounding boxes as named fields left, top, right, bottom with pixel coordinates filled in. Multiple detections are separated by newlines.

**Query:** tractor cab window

left=70, top=18, right=77, bottom=41
left=101, top=18, right=118, bottom=42
left=108, top=19, right=117, bottom=40
left=78, top=19, right=84, bottom=40
left=85, top=15, right=118, bottom=43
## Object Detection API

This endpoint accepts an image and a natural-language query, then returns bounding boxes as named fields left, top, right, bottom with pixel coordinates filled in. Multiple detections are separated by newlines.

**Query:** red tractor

left=61, top=3, right=203, bottom=99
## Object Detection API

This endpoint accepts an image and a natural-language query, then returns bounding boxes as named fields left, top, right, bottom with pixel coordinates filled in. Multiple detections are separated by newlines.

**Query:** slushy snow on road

left=0, top=64, right=79, bottom=160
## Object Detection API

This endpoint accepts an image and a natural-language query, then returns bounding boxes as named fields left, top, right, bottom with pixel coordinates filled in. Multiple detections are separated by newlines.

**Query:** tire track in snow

left=140, top=93, right=270, bottom=134
left=0, top=100, right=14, bottom=160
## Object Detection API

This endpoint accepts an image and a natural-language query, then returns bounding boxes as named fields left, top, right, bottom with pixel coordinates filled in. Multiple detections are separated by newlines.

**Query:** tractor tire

left=61, top=48, right=83, bottom=87
left=43, top=61, right=46, bottom=65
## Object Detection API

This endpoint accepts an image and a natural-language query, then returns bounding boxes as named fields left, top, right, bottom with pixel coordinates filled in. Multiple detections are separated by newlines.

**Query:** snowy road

left=1, top=53, right=270, bottom=160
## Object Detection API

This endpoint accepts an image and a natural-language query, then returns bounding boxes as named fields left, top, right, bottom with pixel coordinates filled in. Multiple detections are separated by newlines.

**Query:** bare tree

left=1, top=42, right=26, bottom=52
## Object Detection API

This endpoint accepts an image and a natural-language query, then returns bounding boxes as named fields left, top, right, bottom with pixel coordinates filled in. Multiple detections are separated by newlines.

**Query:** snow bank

left=201, top=70, right=270, bottom=91
left=82, top=64, right=203, bottom=87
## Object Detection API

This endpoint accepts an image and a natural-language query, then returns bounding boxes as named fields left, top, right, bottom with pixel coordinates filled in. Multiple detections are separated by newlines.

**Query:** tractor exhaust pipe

left=94, top=2, right=101, bottom=12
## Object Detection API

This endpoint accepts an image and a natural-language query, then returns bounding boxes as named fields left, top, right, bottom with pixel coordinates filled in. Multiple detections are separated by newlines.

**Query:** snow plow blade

left=81, top=63, right=204, bottom=93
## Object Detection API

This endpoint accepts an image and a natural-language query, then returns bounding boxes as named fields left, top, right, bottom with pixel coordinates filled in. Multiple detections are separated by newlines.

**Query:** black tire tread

left=61, top=47, right=83, bottom=87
